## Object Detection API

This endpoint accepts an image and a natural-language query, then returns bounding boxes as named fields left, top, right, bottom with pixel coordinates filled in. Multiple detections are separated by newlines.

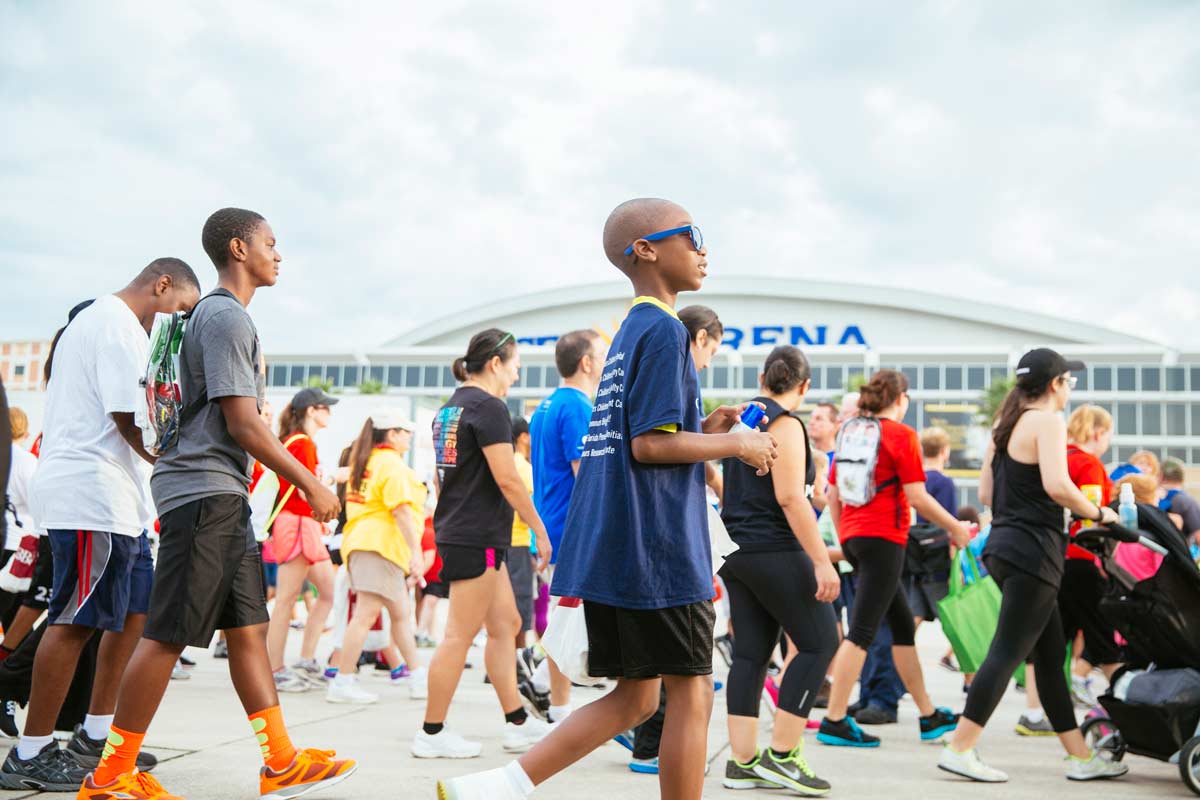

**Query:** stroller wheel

left=1081, top=716, right=1126, bottom=762
left=1179, top=736, right=1200, bottom=796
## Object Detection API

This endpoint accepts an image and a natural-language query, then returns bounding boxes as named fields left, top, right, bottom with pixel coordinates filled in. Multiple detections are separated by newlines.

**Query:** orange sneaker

left=77, top=770, right=184, bottom=799
left=259, top=748, right=357, bottom=800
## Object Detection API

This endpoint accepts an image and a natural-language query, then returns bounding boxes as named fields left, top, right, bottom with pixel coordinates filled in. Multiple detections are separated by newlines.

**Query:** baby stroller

left=1074, top=503, right=1200, bottom=795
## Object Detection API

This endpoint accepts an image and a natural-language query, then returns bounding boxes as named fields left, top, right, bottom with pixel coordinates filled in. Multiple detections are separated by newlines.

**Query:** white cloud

left=2, top=0, right=1199, bottom=352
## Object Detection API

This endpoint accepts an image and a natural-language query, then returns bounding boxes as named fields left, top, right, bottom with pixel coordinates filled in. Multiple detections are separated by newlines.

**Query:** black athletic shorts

left=21, top=536, right=54, bottom=611
left=584, top=599, right=716, bottom=679
left=144, top=494, right=269, bottom=647
left=438, top=544, right=507, bottom=583
left=421, top=580, right=449, bottom=600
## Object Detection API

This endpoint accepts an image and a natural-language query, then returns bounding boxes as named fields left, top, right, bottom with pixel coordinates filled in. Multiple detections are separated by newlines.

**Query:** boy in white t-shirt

left=0, top=260, right=199, bottom=791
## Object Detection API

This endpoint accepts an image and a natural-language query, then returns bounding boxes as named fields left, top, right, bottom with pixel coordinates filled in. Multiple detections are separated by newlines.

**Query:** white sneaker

left=1066, top=752, right=1129, bottom=781
left=326, top=678, right=379, bottom=705
left=410, top=671, right=429, bottom=700
left=412, top=728, right=482, bottom=759
left=1071, top=675, right=1099, bottom=709
left=437, top=767, right=523, bottom=800
left=502, top=717, right=553, bottom=752
left=273, top=668, right=310, bottom=693
left=938, top=745, right=1009, bottom=782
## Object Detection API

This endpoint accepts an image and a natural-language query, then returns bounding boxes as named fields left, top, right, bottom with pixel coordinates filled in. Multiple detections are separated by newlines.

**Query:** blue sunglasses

left=623, top=225, right=704, bottom=256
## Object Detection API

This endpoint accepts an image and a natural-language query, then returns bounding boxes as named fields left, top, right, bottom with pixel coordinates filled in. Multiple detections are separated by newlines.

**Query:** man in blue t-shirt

left=526, top=329, right=606, bottom=723
left=438, top=198, right=778, bottom=800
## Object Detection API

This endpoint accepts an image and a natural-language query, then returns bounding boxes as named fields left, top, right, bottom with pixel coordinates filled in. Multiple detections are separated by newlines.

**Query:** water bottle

left=1118, top=482, right=1138, bottom=530
left=730, top=404, right=766, bottom=433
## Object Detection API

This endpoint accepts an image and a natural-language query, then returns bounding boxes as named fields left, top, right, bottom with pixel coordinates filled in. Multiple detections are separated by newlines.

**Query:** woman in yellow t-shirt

left=328, top=410, right=428, bottom=704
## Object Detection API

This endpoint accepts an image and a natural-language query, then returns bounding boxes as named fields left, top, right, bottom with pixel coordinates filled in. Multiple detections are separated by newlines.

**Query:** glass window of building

left=826, top=366, right=844, bottom=390
left=923, top=365, right=941, bottom=390
left=306, top=364, right=322, bottom=382
left=945, top=366, right=963, bottom=390
left=848, top=366, right=864, bottom=386
left=899, top=365, right=918, bottom=387
left=1115, top=446, right=1136, bottom=463
left=1093, top=366, right=1113, bottom=391
left=325, top=365, right=342, bottom=387
left=405, top=366, right=421, bottom=388
left=810, top=366, right=823, bottom=390
left=1117, top=366, right=1136, bottom=391
left=423, top=366, right=439, bottom=387
left=388, top=366, right=405, bottom=387
left=523, top=366, right=543, bottom=388
left=545, top=369, right=560, bottom=388
left=967, top=366, right=985, bottom=390
left=1191, top=367, right=1200, bottom=392
left=712, top=366, right=729, bottom=389
left=1192, top=448, right=1200, bottom=465
left=1193, top=404, right=1200, bottom=440
left=1141, top=403, right=1162, bottom=436
left=1167, top=403, right=1187, bottom=436
left=1074, top=368, right=1089, bottom=391
left=989, top=365, right=1007, bottom=387
left=903, top=399, right=918, bottom=429
left=743, top=366, right=758, bottom=390
left=1166, top=367, right=1186, bottom=392
left=270, top=365, right=288, bottom=387
left=442, top=367, right=455, bottom=387
left=1141, top=367, right=1161, bottom=392
left=1116, top=403, right=1137, bottom=435
left=1168, top=447, right=1188, bottom=463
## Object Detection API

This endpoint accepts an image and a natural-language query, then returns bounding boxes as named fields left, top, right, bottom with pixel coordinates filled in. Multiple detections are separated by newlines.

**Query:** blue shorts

left=47, top=530, right=154, bottom=632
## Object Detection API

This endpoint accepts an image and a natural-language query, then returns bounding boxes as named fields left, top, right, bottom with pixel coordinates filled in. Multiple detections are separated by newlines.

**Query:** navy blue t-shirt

left=917, top=469, right=957, bottom=523
left=529, top=386, right=593, bottom=563
left=551, top=300, right=712, bottom=610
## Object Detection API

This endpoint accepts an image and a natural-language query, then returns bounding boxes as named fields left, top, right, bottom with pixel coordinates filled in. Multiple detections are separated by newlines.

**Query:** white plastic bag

left=541, top=597, right=602, bottom=686
left=709, top=503, right=739, bottom=574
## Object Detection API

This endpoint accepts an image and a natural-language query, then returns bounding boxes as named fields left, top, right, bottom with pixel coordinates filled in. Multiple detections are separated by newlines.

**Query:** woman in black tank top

left=718, top=346, right=841, bottom=793
left=940, top=349, right=1126, bottom=785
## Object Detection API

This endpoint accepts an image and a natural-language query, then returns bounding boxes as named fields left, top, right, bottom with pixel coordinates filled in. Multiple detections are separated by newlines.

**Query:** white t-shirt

left=30, top=295, right=153, bottom=536
left=5, top=445, right=43, bottom=550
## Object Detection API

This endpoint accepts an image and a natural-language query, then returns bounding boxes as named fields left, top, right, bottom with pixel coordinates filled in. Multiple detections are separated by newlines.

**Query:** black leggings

left=842, top=537, right=916, bottom=649
left=962, top=556, right=1076, bottom=733
left=721, top=548, right=838, bottom=718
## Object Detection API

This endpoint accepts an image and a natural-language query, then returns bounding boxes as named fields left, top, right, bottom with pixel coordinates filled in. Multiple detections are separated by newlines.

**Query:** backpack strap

left=177, top=289, right=241, bottom=424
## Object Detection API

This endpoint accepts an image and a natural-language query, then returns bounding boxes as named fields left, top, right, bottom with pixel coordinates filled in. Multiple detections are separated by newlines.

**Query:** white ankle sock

left=1025, top=707, right=1046, bottom=723
left=548, top=705, right=571, bottom=723
left=333, top=673, right=356, bottom=687
left=531, top=660, right=551, bottom=694
left=17, top=734, right=54, bottom=761
left=504, top=760, right=535, bottom=797
left=83, top=713, right=114, bottom=740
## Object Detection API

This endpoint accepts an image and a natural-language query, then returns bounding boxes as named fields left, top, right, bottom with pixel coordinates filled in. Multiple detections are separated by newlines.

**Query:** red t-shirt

left=421, top=517, right=443, bottom=585
left=1066, top=445, right=1113, bottom=561
left=277, top=434, right=317, bottom=517
left=249, top=461, right=265, bottom=493
left=830, top=418, right=926, bottom=546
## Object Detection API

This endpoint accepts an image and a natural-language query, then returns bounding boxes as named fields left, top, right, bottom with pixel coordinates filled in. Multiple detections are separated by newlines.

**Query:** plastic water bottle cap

left=1119, top=483, right=1135, bottom=503
left=739, top=405, right=766, bottom=430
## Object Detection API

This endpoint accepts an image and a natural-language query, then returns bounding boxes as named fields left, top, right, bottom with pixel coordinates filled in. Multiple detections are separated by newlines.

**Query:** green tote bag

left=937, top=549, right=1002, bottom=674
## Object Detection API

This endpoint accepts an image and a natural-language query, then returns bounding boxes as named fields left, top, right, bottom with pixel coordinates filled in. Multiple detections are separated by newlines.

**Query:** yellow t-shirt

left=511, top=452, right=535, bottom=548
left=343, top=446, right=427, bottom=572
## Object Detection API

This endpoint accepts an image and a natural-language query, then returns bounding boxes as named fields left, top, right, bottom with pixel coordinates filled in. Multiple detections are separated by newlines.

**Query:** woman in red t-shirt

left=820, top=371, right=972, bottom=747
left=1060, top=405, right=1121, bottom=696
left=265, top=388, right=339, bottom=690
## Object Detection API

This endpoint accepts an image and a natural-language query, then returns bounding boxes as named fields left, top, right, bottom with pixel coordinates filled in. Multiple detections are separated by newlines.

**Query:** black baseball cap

left=1014, top=348, right=1085, bottom=388
left=290, top=386, right=339, bottom=411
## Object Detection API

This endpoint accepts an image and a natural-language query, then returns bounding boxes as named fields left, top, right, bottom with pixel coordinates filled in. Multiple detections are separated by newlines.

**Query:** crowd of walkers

left=0, top=199, right=1195, bottom=800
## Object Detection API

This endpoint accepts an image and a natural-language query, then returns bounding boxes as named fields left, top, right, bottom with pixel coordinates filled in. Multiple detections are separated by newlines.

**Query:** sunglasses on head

left=624, top=225, right=704, bottom=256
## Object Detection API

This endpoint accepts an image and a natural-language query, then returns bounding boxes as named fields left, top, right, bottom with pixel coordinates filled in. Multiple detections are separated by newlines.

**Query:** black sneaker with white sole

left=66, top=724, right=159, bottom=771
left=0, top=741, right=91, bottom=791
left=518, top=678, right=551, bottom=721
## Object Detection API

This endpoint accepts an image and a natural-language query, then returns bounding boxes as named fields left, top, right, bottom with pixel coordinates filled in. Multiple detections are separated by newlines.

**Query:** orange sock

left=249, top=705, right=297, bottom=771
left=92, top=726, right=145, bottom=785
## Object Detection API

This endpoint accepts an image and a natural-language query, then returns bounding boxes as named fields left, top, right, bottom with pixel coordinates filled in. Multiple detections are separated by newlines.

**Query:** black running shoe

left=66, top=724, right=158, bottom=771
left=0, top=741, right=91, bottom=791
left=817, top=716, right=881, bottom=748
left=518, top=678, right=551, bottom=722
left=920, top=707, right=960, bottom=741
left=0, top=701, right=17, bottom=738
left=178, top=655, right=196, bottom=668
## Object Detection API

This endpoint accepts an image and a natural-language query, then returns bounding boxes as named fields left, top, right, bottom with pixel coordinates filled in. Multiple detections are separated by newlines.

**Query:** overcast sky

left=2, top=1, right=1198, bottom=352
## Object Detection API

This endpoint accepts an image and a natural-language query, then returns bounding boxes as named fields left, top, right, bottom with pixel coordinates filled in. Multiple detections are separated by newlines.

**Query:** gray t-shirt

left=151, top=290, right=265, bottom=515
left=1169, top=490, right=1200, bottom=536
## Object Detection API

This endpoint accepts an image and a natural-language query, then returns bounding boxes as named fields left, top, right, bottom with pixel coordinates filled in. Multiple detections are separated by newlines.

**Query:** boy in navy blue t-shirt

left=438, top=199, right=778, bottom=800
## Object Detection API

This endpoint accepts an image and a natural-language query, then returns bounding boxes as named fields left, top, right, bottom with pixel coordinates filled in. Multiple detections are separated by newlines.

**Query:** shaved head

left=602, top=197, right=687, bottom=269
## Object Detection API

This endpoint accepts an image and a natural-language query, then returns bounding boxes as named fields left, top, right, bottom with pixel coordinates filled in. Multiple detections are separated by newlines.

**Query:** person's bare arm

left=570, top=459, right=580, bottom=476
left=770, top=417, right=839, bottom=601
left=218, top=396, right=340, bottom=522
left=978, top=438, right=995, bottom=508
left=828, top=483, right=842, bottom=532
left=1033, top=415, right=1117, bottom=524
left=481, top=442, right=551, bottom=571
left=111, top=412, right=156, bottom=465
left=631, top=430, right=777, bottom=475
left=392, top=506, right=425, bottom=582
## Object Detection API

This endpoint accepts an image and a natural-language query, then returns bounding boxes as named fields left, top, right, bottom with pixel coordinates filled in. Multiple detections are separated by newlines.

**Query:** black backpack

left=905, top=522, right=951, bottom=578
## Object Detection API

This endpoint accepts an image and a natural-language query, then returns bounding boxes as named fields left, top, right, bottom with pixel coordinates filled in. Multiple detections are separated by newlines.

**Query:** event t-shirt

left=30, top=295, right=152, bottom=536
left=1065, top=445, right=1113, bottom=561
left=829, top=418, right=925, bottom=546
left=152, top=289, right=266, bottom=516
left=432, top=386, right=514, bottom=549
left=6, top=445, right=43, bottom=549
left=530, top=387, right=592, bottom=563
left=343, top=445, right=426, bottom=572
left=917, top=469, right=957, bottom=523
left=551, top=298, right=712, bottom=610
left=1165, top=489, right=1200, bottom=536
left=421, top=517, right=443, bottom=585
left=277, top=434, right=318, bottom=517
left=511, top=451, right=534, bottom=549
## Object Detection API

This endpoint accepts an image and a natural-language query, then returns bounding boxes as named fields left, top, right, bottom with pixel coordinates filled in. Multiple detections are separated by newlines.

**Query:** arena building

left=262, top=278, right=1200, bottom=506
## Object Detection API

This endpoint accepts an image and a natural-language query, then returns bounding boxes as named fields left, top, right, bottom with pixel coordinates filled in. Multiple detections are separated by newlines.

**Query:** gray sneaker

left=291, top=658, right=326, bottom=687
left=0, top=741, right=91, bottom=791
left=1015, top=713, right=1055, bottom=737
left=274, top=668, right=311, bottom=693
left=753, top=745, right=831, bottom=796
left=722, top=751, right=780, bottom=791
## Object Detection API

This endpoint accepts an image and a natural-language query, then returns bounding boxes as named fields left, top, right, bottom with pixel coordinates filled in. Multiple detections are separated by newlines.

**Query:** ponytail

left=858, top=370, right=908, bottom=415
left=277, top=402, right=303, bottom=441
left=452, top=328, right=516, bottom=382
left=348, top=418, right=378, bottom=493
